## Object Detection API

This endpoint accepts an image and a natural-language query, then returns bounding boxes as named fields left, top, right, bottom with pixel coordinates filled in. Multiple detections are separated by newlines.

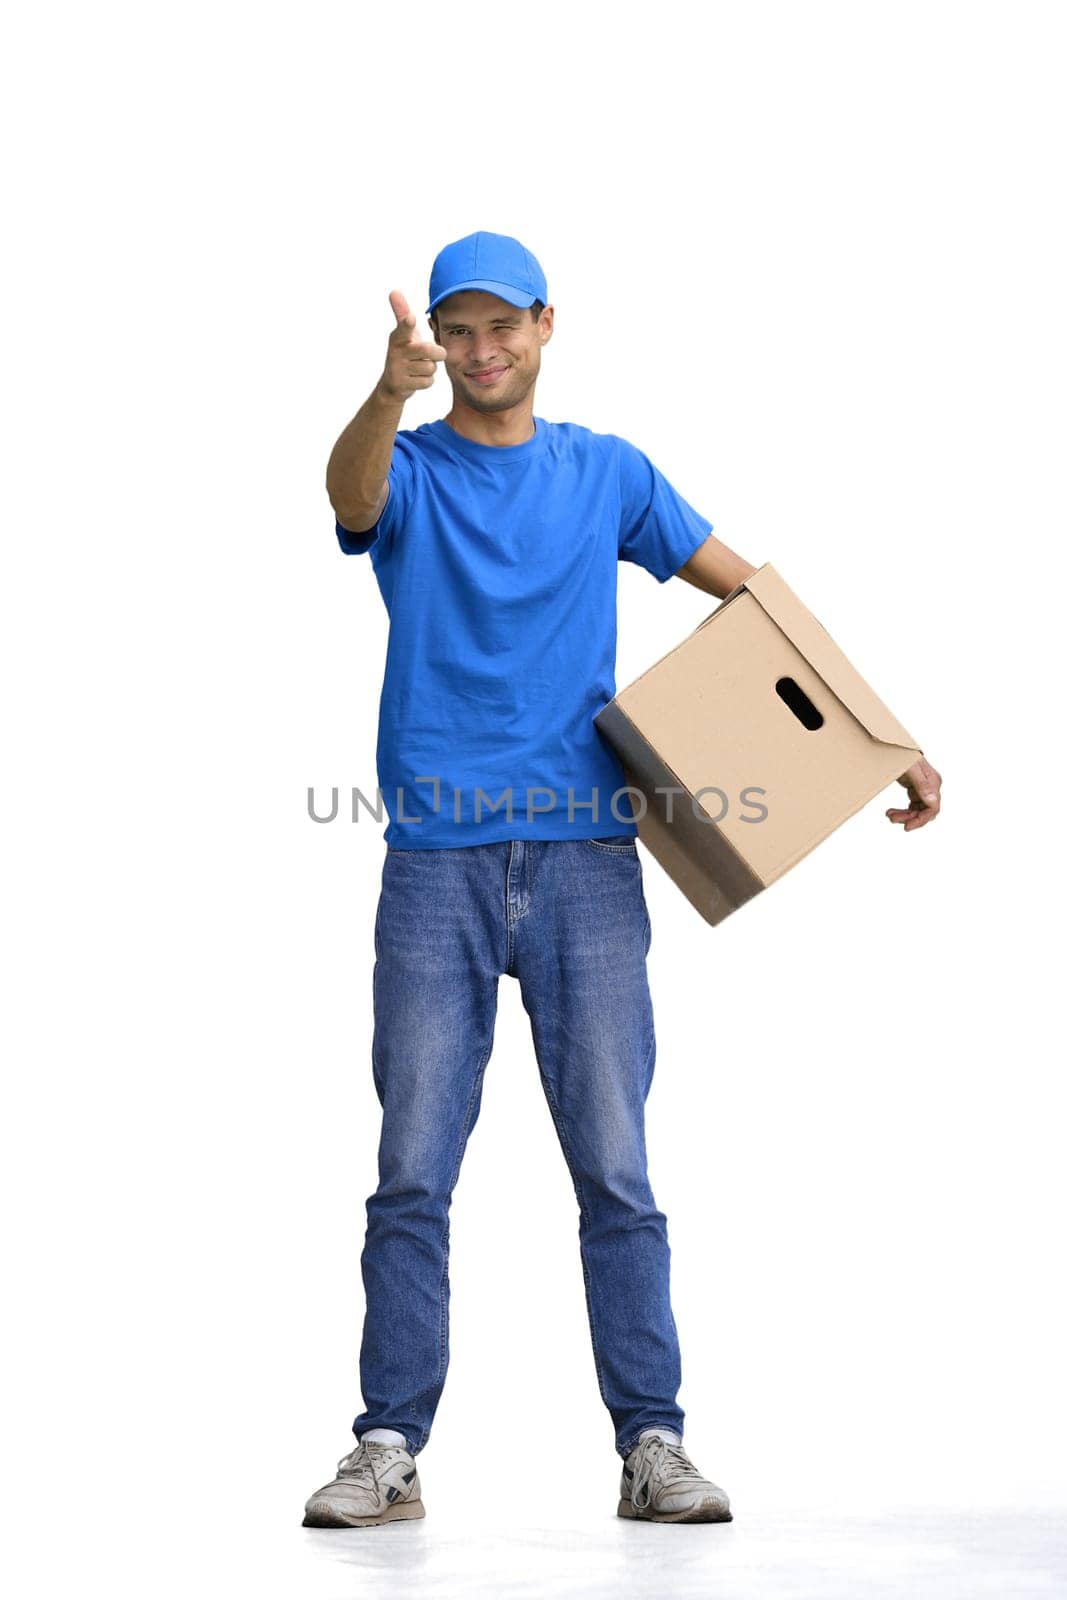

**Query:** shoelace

left=629, top=1437, right=700, bottom=1511
left=335, top=1440, right=398, bottom=1489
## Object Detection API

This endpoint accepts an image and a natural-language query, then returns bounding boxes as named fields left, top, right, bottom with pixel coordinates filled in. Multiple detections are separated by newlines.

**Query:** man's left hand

left=886, top=756, right=942, bottom=831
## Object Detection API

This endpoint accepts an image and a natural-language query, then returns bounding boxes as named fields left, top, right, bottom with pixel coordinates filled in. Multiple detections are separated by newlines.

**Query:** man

left=303, top=232, right=942, bottom=1531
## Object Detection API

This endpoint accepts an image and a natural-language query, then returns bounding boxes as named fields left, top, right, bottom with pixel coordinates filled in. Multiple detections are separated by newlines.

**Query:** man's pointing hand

left=379, top=290, right=447, bottom=404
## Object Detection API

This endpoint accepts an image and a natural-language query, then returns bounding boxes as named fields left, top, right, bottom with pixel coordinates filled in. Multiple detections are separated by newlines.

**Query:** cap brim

left=426, top=279, right=538, bottom=315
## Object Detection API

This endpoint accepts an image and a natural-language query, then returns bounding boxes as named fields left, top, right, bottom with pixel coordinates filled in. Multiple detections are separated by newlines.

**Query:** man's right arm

left=326, top=385, right=405, bottom=532
left=326, top=290, right=447, bottom=533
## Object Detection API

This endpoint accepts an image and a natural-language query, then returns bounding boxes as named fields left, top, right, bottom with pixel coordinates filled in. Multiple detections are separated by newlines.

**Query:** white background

left=4, top=1, right=1065, bottom=1595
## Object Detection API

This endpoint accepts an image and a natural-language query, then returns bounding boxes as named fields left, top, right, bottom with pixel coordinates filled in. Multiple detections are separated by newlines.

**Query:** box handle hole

left=775, top=676, right=824, bottom=730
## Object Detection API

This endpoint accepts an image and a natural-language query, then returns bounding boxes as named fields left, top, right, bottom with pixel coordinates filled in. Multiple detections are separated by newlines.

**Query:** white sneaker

left=618, top=1434, right=732, bottom=1523
left=303, top=1439, right=425, bottom=1528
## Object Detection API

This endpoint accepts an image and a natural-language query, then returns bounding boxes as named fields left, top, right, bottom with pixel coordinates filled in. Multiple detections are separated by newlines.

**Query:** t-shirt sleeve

left=334, top=433, right=418, bottom=556
left=616, top=436, right=713, bottom=582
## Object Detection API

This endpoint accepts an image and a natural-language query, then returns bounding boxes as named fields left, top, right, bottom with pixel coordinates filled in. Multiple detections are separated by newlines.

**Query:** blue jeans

left=352, top=838, right=686, bottom=1460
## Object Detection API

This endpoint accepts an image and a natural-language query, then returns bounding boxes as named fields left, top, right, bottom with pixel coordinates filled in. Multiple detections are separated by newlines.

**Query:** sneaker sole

left=617, top=1497, right=733, bottom=1523
left=303, top=1499, right=425, bottom=1529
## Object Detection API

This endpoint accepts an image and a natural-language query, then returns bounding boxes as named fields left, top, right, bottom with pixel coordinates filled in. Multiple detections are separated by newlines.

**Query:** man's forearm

left=675, top=531, right=759, bottom=597
left=326, top=383, right=406, bottom=528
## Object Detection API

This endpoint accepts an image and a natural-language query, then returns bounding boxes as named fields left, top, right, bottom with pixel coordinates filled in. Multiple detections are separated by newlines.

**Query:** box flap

left=743, top=565, right=920, bottom=751
left=692, top=570, right=755, bottom=635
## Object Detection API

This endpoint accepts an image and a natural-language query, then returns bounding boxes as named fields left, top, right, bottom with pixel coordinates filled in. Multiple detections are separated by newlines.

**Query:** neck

left=442, top=394, right=537, bottom=448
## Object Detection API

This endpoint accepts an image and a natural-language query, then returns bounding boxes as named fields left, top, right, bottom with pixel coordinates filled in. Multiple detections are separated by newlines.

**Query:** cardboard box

left=595, top=563, right=922, bottom=926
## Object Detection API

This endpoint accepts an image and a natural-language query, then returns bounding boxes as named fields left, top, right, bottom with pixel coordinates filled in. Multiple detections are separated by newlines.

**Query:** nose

left=470, top=330, right=501, bottom=364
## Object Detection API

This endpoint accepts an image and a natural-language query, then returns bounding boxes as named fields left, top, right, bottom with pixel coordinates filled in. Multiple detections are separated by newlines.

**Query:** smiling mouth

left=468, top=366, right=508, bottom=384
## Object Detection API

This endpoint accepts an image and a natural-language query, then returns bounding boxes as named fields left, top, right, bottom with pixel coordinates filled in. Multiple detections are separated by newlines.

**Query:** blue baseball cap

left=426, top=231, right=548, bottom=316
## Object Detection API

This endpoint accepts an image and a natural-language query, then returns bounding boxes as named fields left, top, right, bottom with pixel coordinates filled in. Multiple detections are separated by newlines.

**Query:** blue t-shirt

left=336, top=416, right=712, bottom=848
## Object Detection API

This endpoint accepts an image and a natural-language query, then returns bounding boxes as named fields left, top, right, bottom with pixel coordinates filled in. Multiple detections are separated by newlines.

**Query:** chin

left=465, top=380, right=530, bottom=414
left=469, top=396, right=518, bottom=414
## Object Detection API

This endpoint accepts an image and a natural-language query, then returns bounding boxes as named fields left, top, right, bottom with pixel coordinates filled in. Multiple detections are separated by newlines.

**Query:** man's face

left=431, top=290, right=553, bottom=415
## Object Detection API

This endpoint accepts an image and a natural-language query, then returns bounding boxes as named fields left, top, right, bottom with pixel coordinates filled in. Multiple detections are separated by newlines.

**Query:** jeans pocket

left=584, top=836, right=639, bottom=853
